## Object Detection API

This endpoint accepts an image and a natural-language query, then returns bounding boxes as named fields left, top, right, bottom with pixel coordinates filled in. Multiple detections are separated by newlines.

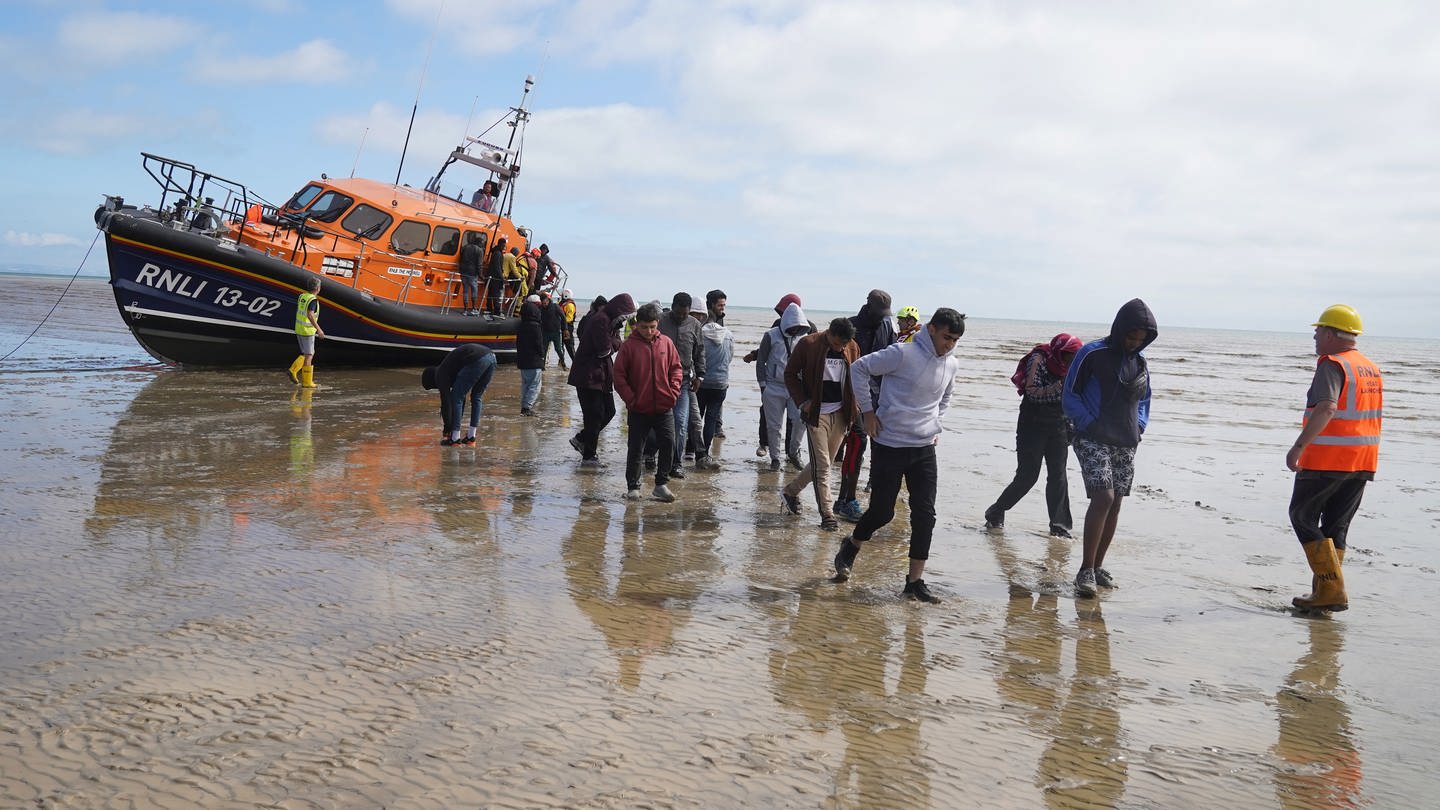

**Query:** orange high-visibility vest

left=1298, top=349, right=1382, bottom=473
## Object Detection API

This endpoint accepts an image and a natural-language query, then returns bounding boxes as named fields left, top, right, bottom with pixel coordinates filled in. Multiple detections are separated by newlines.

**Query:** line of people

left=403, top=285, right=1381, bottom=615
left=457, top=236, right=562, bottom=317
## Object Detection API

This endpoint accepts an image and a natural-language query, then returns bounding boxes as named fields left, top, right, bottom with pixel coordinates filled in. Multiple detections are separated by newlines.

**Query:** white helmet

left=561, top=288, right=573, bottom=299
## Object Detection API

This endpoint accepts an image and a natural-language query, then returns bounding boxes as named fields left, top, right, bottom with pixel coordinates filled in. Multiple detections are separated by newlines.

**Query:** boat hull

left=100, top=210, right=518, bottom=368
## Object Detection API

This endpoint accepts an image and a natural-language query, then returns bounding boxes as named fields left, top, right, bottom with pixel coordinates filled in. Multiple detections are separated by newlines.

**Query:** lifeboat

left=94, top=79, right=562, bottom=368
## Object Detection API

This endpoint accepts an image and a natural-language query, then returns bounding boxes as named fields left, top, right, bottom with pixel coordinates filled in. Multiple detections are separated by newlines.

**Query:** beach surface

left=2, top=275, right=1437, bottom=807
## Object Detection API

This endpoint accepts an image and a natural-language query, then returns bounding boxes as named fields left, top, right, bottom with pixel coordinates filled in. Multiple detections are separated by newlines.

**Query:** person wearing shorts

left=1062, top=299, right=1157, bottom=597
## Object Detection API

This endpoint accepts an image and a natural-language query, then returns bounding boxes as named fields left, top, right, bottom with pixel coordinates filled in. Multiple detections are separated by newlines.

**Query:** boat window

left=464, top=230, right=489, bottom=253
left=284, top=184, right=324, bottom=212
left=431, top=225, right=460, bottom=255
left=391, top=220, right=430, bottom=255
left=341, top=204, right=393, bottom=240
left=305, top=191, right=354, bottom=223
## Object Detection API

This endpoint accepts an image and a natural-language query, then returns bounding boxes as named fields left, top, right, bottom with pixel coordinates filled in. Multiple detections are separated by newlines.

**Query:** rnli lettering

left=386, top=267, right=423, bottom=277
left=136, top=262, right=208, bottom=300
left=135, top=262, right=283, bottom=317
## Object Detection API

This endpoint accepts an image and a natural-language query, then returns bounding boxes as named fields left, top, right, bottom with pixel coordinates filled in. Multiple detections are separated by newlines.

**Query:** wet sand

left=2, top=276, right=1437, bottom=807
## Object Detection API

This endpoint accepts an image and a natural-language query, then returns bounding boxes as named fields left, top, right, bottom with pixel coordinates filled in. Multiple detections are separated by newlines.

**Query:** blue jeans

left=697, top=386, right=727, bottom=457
left=443, top=352, right=497, bottom=433
left=519, top=368, right=542, bottom=412
left=670, top=384, right=691, bottom=465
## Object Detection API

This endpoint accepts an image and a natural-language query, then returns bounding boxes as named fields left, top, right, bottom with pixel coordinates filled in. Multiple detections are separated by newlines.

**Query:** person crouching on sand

left=422, top=343, right=497, bottom=446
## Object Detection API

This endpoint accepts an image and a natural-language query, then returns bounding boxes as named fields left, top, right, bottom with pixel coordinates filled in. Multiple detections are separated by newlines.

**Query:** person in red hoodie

left=614, top=302, right=684, bottom=502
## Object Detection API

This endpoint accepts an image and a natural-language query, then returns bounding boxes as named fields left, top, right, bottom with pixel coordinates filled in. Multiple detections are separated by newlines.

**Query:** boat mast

left=497, top=75, right=534, bottom=217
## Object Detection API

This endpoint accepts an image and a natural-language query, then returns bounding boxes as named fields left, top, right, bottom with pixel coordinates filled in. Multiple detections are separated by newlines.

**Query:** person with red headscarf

left=984, top=332, right=1084, bottom=537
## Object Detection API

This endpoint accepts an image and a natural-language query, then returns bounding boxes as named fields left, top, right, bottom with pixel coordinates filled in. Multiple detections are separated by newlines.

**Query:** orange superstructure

left=225, top=176, right=529, bottom=313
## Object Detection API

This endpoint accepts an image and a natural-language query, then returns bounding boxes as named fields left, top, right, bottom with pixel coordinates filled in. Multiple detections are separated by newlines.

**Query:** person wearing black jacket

left=567, top=293, right=637, bottom=463
left=458, top=233, right=484, bottom=315
left=538, top=290, right=567, bottom=370
left=484, top=237, right=508, bottom=315
left=517, top=296, right=546, bottom=415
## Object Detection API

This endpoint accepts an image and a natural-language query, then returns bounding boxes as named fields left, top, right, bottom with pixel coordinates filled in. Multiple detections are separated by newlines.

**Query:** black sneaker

left=460, top=435, right=477, bottom=446
left=820, top=516, right=839, bottom=532
left=781, top=492, right=801, bottom=515
left=569, top=434, right=584, bottom=455
left=984, top=506, right=1004, bottom=530
left=1049, top=525, right=1072, bottom=538
left=902, top=578, right=941, bottom=604
left=833, top=536, right=860, bottom=581
left=669, top=466, right=686, bottom=480
left=440, top=437, right=458, bottom=446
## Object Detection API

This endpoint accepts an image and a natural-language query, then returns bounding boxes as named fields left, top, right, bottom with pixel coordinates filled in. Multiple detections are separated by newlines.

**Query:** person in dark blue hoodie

left=1062, top=298, right=1158, bottom=598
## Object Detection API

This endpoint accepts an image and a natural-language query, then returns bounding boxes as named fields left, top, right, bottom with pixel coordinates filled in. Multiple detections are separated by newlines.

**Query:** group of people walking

left=291, top=272, right=1385, bottom=615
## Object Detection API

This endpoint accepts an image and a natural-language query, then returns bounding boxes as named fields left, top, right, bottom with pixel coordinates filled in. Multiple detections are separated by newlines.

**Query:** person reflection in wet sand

left=288, top=387, right=314, bottom=477
left=989, top=529, right=1069, bottom=731
left=1037, top=601, right=1127, bottom=807
left=768, top=600, right=932, bottom=805
left=1273, top=619, right=1363, bottom=808
left=561, top=502, right=720, bottom=690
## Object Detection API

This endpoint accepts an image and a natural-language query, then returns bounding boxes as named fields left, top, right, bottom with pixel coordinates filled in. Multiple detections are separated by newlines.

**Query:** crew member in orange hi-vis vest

left=1285, top=304, right=1382, bottom=614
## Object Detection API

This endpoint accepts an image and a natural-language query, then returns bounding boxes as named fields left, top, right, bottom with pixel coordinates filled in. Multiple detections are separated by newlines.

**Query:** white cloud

left=19, top=108, right=151, bottom=155
left=192, top=39, right=353, bottom=83
left=4, top=231, right=81, bottom=248
left=57, top=11, right=201, bottom=65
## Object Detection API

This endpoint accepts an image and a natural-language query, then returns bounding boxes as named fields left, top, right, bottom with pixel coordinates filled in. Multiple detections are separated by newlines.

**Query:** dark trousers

left=697, top=387, right=727, bottom=457
left=543, top=331, right=566, bottom=367
left=854, top=442, right=938, bottom=561
left=991, top=410, right=1073, bottom=530
left=1289, top=474, right=1368, bottom=549
left=626, top=410, right=674, bottom=489
left=484, top=277, right=505, bottom=313
left=575, top=387, right=615, bottom=459
left=562, top=331, right=576, bottom=363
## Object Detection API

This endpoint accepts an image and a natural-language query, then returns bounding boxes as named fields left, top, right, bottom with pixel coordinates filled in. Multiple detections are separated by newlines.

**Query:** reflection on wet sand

left=768, top=594, right=933, bottom=806
left=1036, top=600, right=1127, bottom=807
left=990, top=529, right=1128, bottom=806
left=1273, top=618, right=1363, bottom=808
left=562, top=500, right=722, bottom=690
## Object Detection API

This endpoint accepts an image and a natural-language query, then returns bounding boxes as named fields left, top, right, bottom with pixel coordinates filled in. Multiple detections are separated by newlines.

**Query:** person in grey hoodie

left=695, top=289, right=733, bottom=469
left=833, top=307, right=966, bottom=604
left=756, top=302, right=810, bottom=472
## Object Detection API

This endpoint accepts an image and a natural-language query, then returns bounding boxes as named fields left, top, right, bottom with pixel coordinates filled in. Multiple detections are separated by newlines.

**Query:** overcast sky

left=3, top=0, right=1436, bottom=337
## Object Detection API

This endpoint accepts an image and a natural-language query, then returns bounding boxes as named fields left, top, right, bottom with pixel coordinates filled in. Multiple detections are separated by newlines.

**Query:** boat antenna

left=498, top=75, right=535, bottom=218
left=395, top=1, right=446, bottom=186
left=349, top=127, right=369, bottom=178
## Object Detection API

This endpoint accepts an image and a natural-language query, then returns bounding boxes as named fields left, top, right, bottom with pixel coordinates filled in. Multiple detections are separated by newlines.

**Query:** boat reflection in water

left=84, top=368, right=531, bottom=555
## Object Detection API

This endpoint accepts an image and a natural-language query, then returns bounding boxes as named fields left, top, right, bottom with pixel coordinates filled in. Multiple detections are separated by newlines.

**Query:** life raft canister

left=1298, top=349, right=1382, bottom=473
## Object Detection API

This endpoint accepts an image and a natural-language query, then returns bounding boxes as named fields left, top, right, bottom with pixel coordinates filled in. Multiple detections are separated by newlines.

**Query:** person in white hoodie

left=833, top=307, right=966, bottom=604
left=755, top=302, right=811, bottom=472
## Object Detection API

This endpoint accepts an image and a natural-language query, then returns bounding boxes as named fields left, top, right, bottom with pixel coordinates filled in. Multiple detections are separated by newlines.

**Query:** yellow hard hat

left=1312, top=304, right=1363, bottom=335
left=897, top=306, right=920, bottom=321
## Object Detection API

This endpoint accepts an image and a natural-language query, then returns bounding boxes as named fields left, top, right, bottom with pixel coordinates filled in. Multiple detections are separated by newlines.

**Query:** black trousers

left=626, top=410, right=674, bottom=489
left=854, top=442, right=938, bottom=561
left=991, top=409, right=1073, bottom=530
left=575, top=387, right=615, bottom=459
left=1289, top=473, right=1368, bottom=549
left=697, top=387, right=727, bottom=457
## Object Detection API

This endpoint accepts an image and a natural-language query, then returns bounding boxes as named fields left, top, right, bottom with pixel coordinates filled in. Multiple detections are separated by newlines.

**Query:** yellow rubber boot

left=1301, top=545, right=1348, bottom=602
left=287, top=356, right=305, bottom=384
left=300, top=367, right=317, bottom=389
left=1293, top=538, right=1347, bottom=612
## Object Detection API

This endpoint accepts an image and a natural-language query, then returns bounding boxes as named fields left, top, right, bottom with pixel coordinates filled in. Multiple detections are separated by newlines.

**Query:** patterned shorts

left=1073, top=436, right=1137, bottom=496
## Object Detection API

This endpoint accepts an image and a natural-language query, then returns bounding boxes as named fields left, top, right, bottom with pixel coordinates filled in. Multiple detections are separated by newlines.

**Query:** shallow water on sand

left=2, top=276, right=1437, bottom=807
